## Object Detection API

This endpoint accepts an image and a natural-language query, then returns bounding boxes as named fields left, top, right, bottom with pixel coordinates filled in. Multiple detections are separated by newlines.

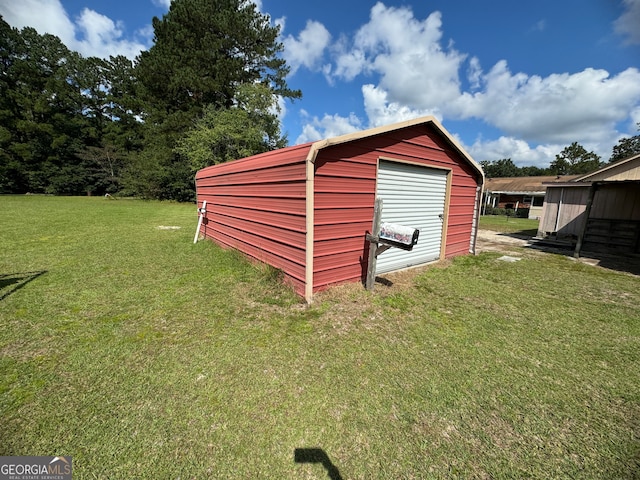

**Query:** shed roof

left=306, top=116, right=483, bottom=176
left=485, top=175, right=579, bottom=194
left=196, top=116, right=484, bottom=180
left=542, top=153, right=640, bottom=187
left=573, top=153, right=640, bottom=182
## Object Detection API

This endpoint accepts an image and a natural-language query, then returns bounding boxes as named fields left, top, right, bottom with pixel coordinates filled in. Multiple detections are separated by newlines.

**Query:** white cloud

left=272, top=12, right=286, bottom=34
left=614, top=0, right=640, bottom=44
left=151, top=0, right=172, bottom=8
left=332, top=3, right=465, bottom=109
left=630, top=107, right=640, bottom=131
left=467, top=134, right=621, bottom=168
left=314, top=2, right=640, bottom=163
left=296, top=123, right=324, bottom=144
left=332, top=37, right=369, bottom=82
left=0, top=0, right=76, bottom=45
left=467, top=56, right=482, bottom=90
left=294, top=2, right=461, bottom=144
left=295, top=111, right=362, bottom=144
left=453, top=63, right=640, bottom=145
left=252, top=0, right=263, bottom=12
left=362, top=84, right=441, bottom=127
left=294, top=83, right=440, bottom=145
left=467, top=136, right=562, bottom=168
left=281, top=20, right=331, bottom=75
left=338, top=9, right=640, bottom=150
left=0, top=0, right=149, bottom=59
left=273, top=95, right=288, bottom=137
left=74, top=8, right=148, bottom=59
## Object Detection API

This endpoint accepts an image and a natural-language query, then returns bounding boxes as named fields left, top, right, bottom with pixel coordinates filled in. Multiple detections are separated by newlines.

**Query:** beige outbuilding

left=538, top=154, right=640, bottom=256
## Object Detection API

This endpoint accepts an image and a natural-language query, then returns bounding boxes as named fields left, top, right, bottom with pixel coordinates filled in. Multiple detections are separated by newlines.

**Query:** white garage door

left=375, top=161, right=447, bottom=274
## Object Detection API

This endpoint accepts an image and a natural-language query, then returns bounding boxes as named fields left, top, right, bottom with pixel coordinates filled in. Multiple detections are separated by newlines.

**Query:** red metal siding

left=195, top=144, right=310, bottom=296
left=195, top=120, right=482, bottom=300
left=446, top=171, right=479, bottom=257
left=312, top=124, right=481, bottom=292
left=313, top=145, right=377, bottom=291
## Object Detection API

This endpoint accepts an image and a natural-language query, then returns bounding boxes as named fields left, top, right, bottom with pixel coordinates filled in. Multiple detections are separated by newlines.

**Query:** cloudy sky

left=1, top=0, right=639, bottom=167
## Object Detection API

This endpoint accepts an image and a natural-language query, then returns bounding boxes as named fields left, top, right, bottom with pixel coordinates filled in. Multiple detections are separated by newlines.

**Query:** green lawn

left=1, top=196, right=639, bottom=479
left=479, top=214, right=539, bottom=236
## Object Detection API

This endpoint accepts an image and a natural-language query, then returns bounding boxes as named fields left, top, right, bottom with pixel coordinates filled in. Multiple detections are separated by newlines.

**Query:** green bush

left=483, top=206, right=530, bottom=218
left=483, top=206, right=507, bottom=216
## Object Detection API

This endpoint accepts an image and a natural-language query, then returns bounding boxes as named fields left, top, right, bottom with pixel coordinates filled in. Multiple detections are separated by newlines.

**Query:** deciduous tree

left=610, top=124, right=640, bottom=163
left=549, top=142, right=602, bottom=175
left=0, top=21, right=87, bottom=194
left=480, top=158, right=520, bottom=177
left=0, top=17, right=144, bottom=195
left=176, top=83, right=286, bottom=171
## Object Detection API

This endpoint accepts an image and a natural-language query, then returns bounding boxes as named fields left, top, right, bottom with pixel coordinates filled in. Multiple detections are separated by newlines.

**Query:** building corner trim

left=304, top=144, right=320, bottom=303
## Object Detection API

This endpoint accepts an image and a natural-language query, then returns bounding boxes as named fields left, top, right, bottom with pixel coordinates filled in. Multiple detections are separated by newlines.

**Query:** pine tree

left=132, top=0, right=301, bottom=200
left=610, top=124, right=640, bottom=163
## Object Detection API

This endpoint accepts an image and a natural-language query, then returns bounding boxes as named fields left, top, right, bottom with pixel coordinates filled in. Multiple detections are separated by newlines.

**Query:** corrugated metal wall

left=312, top=124, right=481, bottom=292
left=195, top=121, right=482, bottom=299
left=375, top=161, right=447, bottom=274
left=313, top=145, right=376, bottom=290
left=195, top=145, right=310, bottom=296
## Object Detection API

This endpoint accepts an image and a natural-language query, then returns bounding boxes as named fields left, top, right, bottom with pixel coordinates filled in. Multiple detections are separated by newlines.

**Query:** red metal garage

left=195, top=116, right=484, bottom=302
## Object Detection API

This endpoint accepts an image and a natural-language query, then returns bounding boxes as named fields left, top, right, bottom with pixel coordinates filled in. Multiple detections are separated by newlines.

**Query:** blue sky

left=2, top=0, right=639, bottom=167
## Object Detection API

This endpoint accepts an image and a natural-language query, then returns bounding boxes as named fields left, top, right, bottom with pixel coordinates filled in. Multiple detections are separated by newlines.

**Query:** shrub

left=483, top=207, right=529, bottom=218
left=483, top=206, right=507, bottom=216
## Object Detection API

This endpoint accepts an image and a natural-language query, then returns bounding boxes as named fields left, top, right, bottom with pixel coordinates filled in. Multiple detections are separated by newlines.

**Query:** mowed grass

left=1, top=196, right=639, bottom=479
left=479, top=215, right=539, bottom=236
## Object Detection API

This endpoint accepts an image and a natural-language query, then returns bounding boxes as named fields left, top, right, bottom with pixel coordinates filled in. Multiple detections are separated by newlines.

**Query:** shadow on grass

left=591, top=253, right=640, bottom=276
left=0, top=271, right=47, bottom=301
left=294, top=448, right=343, bottom=480
left=526, top=243, right=640, bottom=276
left=375, top=276, right=394, bottom=287
left=497, top=228, right=539, bottom=240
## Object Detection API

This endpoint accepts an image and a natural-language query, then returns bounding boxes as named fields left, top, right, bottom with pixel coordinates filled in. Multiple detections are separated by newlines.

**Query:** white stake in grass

left=193, top=200, right=207, bottom=244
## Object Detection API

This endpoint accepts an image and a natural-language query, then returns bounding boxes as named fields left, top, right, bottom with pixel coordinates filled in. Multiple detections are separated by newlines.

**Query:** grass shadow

left=497, top=228, right=539, bottom=240
left=526, top=243, right=640, bottom=276
left=294, top=448, right=343, bottom=480
left=0, top=271, right=47, bottom=301
left=375, top=276, right=394, bottom=287
left=515, top=228, right=538, bottom=237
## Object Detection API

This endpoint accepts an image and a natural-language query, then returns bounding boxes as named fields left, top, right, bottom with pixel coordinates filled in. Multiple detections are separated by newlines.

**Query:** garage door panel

left=375, top=161, right=447, bottom=274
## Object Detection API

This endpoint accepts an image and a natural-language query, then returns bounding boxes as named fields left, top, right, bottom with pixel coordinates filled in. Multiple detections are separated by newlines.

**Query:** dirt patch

left=374, top=258, right=453, bottom=291
left=476, top=230, right=530, bottom=253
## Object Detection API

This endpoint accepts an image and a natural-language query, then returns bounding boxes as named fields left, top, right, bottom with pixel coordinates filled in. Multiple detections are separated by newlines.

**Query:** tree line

left=0, top=0, right=300, bottom=201
left=2, top=0, right=639, bottom=197
left=481, top=130, right=640, bottom=178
